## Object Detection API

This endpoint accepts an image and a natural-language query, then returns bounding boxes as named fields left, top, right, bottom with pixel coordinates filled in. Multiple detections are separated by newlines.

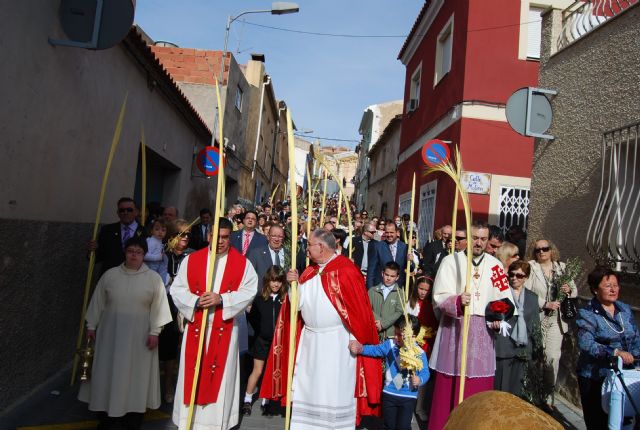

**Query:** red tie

left=242, top=232, right=251, bottom=255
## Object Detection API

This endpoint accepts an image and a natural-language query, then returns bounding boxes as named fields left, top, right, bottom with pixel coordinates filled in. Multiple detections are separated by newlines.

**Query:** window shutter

left=527, top=8, right=544, bottom=59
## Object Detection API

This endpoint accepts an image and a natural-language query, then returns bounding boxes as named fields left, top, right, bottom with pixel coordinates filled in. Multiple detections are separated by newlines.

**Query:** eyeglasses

left=118, top=207, right=134, bottom=213
left=535, top=247, right=550, bottom=253
left=366, top=230, right=376, bottom=234
left=508, top=272, right=526, bottom=279
left=455, top=236, right=466, bottom=241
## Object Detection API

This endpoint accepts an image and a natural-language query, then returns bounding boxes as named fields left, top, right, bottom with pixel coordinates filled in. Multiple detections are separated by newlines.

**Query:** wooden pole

left=184, top=79, right=226, bottom=430
left=314, top=152, right=353, bottom=259
left=71, top=94, right=128, bottom=385
left=404, top=174, right=416, bottom=303
left=270, top=184, right=279, bottom=205
left=284, top=109, right=299, bottom=430
left=306, top=164, right=313, bottom=267
left=319, top=170, right=328, bottom=226
left=424, top=147, right=473, bottom=405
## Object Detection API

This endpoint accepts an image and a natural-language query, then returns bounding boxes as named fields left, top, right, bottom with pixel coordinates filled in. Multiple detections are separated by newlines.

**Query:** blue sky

left=135, top=0, right=423, bottom=149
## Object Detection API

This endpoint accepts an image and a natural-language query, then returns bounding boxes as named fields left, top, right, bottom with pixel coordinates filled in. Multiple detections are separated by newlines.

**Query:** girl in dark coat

left=243, top=266, right=288, bottom=415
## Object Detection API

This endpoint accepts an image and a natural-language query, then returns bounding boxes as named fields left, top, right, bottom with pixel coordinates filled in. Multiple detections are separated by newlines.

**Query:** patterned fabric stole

left=183, top=247, right=246, bottom=404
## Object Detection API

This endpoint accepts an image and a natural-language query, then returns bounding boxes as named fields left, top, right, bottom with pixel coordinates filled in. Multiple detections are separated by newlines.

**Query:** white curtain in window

left=527, top=8, right=544, bottom=58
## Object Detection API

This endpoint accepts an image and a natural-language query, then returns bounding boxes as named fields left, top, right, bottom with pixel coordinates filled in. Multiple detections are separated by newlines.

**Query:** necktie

left=242, top=232, right=251, bottom=255
left=122, top=226, right=132, bottom=249
left=390, top=243, right=397, bottom=261
left=274, top=250, right=281, bottom=267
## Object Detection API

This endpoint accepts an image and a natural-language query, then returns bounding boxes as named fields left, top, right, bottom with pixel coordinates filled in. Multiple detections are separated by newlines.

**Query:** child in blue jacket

left=349, top=315, right=429, bottom=430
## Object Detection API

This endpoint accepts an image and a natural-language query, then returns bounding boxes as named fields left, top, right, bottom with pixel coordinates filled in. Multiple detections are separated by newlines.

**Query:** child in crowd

left=369, top=261, right=404, bottom=339
left=407, top=276, right=432, bottom=317
left=144, top=219, right=168, bottom=283
left=243, top=266, right=288, bottom=416
left=349, top=315, right=429, bottom=430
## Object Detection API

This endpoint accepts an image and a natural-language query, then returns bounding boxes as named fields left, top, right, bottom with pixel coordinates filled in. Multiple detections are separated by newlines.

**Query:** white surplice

left=170, top=251, right=258, bottom=430
left=291, top=263, right=357, bottom=430
left=78, top=264, right=172, bottom=416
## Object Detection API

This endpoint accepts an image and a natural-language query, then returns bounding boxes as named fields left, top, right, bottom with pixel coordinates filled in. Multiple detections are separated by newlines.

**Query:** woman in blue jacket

left=576, top=265, right=640, bottom=429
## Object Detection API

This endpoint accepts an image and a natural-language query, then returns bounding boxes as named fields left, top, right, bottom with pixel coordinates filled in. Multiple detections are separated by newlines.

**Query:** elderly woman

left=79, top=237, right=171, bottom=430
left=494, top=261, right=540, bottom=397
left=495, top=241, right=520, bottom=270
left=577, top=266, right=640, bottom=429
left=524, top=238, right=577, bottom=409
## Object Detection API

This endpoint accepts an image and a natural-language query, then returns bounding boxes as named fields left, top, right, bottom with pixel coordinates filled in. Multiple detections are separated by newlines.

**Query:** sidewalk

left=1, top=366, right=584, bottom=430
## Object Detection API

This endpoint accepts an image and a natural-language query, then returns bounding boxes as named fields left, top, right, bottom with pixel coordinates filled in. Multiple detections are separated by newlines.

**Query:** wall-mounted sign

left=461, top=171, right=491, bottom=195
left=422, top=139, right=450, bottom=167
left=196, top=146, right=223, bottom=176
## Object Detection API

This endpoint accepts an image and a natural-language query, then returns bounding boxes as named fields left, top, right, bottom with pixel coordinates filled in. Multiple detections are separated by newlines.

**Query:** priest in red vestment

left=170, top=218, right=258, bottom=430
left=260, top=229, right=382, bottom=429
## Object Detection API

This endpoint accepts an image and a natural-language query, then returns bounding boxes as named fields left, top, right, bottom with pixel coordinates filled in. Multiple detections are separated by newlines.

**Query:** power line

left=241, top=18, right=543, bottom=39
left=294, top=133, right=360, bottom=143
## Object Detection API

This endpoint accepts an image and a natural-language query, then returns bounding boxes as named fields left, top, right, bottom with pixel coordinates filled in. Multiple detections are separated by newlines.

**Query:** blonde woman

left=495, top=241, right=520, bottom=270
left=524, top=238, right=577, bottom=410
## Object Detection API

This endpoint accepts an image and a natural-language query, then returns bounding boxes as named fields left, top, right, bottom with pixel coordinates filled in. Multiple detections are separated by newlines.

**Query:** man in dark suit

left=89, top=197, right=146, bottom=275
left=247, top=224, right=286, bottom=292
left=366, top=222, right=408, bottom=289
left=230, top=210, right=268, bottom=256
left=352, top=221, right=377, bottom=275
left=189, top=208, right=212, bottom=250
left=422, top=224, right=452, bottom=277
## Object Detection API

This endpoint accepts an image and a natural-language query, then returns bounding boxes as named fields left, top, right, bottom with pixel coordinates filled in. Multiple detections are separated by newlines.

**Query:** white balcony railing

left=557, top=0, right=638, bottom=50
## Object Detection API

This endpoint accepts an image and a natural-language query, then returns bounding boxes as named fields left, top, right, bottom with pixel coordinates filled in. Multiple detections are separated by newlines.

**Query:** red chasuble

left=260, top=255, right=382, bottom=423
left=183, top=246, right=246, bottom=404
left=417, top=298, right=439, bottom=358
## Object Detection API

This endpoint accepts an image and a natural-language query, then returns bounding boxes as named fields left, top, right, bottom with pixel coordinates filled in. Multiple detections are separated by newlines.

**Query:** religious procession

left=3, top=1, right=640, bottom=430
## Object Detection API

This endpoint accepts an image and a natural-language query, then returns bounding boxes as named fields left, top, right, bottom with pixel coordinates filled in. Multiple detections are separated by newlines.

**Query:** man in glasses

left=88, top=197, right=146, bottom=275
left=428, top=220, right=513, bottom=428
left=261, top=229, right=382, bottom=427
left=422, top=224, right=452, bottom=278
left=170, top=217, right=258, bottom=430
left=352, top=221, right=378, bottom=276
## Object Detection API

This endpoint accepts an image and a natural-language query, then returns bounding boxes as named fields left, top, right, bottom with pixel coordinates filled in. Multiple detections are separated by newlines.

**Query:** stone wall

left=529, top=4, right=640, bottom=406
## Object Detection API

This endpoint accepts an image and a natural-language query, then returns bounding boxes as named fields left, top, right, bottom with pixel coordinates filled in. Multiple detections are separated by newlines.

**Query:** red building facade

left=396, top=0, right=548, bottom=243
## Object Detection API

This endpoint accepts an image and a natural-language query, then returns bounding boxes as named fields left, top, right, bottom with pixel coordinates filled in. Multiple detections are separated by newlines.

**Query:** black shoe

left=242, top=402, right=252, bottom=416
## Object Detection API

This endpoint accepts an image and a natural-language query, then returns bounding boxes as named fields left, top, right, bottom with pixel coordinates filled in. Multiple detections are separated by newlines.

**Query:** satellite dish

left=50, top=0, right=136, bottom=50
left=506, top=87, right=557, bottom=140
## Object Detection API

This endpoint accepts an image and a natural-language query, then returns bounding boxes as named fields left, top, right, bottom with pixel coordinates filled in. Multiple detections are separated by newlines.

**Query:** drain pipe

left=252, top=75, right=271, bottom=179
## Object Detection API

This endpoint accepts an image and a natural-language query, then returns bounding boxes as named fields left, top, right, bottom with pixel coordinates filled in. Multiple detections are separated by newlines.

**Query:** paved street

left=1, top=367, right=586, bottom=430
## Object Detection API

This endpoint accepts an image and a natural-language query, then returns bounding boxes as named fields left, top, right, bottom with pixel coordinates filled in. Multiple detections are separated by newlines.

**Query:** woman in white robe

left=78, top=237, right=172, bottom=430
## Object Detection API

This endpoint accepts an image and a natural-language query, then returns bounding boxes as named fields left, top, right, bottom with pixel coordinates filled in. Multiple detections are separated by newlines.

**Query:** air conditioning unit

left=407, top=98, right=418, bottom=112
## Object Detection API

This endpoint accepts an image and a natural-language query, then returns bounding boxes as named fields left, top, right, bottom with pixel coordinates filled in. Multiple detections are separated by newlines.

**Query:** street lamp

left=221, top=2, right=300, bottom=80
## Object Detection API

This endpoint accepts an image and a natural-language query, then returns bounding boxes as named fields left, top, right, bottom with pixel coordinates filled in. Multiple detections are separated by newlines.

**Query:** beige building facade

left=366, top=115, right=401, bottom=218
left=0, top=1, right=215, bottom=411
left=528, top=2, right=640, bottom=405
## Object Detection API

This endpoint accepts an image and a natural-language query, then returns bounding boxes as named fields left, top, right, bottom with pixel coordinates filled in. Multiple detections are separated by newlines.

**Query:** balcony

left=557, top=0, right=638, bottom=51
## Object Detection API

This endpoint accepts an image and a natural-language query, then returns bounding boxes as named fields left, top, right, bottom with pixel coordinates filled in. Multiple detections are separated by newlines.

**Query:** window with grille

left=586, top=122, right=640, bottom=272
left=418, top=180, right=437, bottom=247
left=498, top=186, right=530, bottom=234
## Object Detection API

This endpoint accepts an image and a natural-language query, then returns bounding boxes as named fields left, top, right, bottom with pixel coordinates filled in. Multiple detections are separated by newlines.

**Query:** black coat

left=189, top=222, right=210, bottom=250
left=248, top=294, right=284, bottom=341
left=230, top=229, right=268, bottom=255
left=422, top=240, right=446, bottom=277
left=351, top=235, right=376, bottom=271
left=95, top=222, right=146, bottom=275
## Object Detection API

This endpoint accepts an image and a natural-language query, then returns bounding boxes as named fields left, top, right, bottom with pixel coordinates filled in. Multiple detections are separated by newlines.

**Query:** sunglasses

left=455, top=236, right=466, bottom=241
left=118, top=207, right=135, bottom=213
left=508, top=272, right=526, bottom=279
left=535, top=247, right=550, bottom=253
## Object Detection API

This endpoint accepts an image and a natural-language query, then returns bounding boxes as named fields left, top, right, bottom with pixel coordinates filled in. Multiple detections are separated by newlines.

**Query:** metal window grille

left=586, top=122, right=640, bottom=273
left=498, top=186, right=530, bottom=235
left=418, top=181, right=437, bottom=247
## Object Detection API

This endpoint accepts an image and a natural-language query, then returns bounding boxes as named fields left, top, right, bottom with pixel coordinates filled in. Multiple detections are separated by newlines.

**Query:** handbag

left=560, top=297, right=578, bottom=320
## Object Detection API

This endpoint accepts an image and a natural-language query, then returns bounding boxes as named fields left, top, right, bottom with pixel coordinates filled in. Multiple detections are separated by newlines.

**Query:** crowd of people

left=78, top=195, right=640, bottom=430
